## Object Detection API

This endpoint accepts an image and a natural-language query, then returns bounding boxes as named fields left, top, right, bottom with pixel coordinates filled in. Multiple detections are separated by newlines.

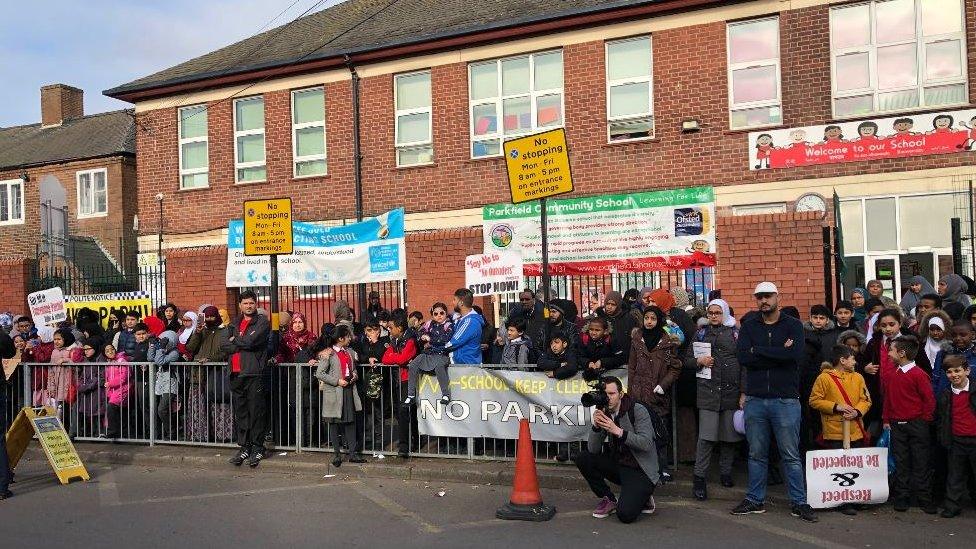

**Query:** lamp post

left=155, top=193, right=164, bottom=266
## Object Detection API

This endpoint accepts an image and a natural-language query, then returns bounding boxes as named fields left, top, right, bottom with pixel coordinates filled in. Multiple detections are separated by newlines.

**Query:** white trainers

left=642, top=496, right=656, bottom=515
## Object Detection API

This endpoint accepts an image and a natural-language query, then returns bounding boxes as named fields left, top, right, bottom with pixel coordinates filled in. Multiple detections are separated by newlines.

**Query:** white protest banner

left=465, top=251, right=524, bottom=296
left=483, top=187, right=715, bottom=275
left=806, top=447, right=889, bottom=509
left=416, top=366, right=628, bottom=442
left=28, top=287, right=67, bottom=327
left=226, top=208, right=406, bottom=287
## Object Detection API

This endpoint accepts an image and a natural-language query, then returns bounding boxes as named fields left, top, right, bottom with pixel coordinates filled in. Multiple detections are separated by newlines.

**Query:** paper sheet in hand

left=693, top=342, right=712, bottom=380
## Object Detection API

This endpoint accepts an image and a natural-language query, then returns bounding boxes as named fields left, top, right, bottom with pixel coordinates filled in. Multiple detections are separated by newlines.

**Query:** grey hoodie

left=153, top=329, right=181, bottom=395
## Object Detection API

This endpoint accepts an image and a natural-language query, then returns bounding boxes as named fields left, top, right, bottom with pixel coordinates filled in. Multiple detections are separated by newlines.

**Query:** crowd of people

left=3, top=274, right=976, bottom=522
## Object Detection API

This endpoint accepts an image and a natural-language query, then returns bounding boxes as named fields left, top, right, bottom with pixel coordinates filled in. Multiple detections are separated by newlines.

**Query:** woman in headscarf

left=178, top=310, right=202, bottom=441
left=629, top=306, right=682, bottom=482
left=684, top=299, right=742, bottom=500
left=866, top=280, right=899, bottom=309
left=850, top=288, right=868, bottom=325
left=188, top=306, right=230, bottom=442
left=900, top=276, right=935, bottom=319
left=939, top=273, right=972, bottom=321
left=917, top=310, right=952, bottom=375
left=177, top=311, right=199, bottom=360
left=276, top=313, right=316, bottom=364
left=75, top=336, right=106, bottom=438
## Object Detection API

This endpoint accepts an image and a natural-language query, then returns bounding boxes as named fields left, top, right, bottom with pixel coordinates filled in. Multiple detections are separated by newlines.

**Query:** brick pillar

left=165, top=246, right=237, bottom=314
left=405, top=227, right=485, bottom=312
left=0, top=259, right=32, bottom=313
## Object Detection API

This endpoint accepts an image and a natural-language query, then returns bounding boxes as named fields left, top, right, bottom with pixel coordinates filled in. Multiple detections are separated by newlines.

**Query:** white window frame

left=605, top=36, right=655, bottom=142
left=291, top=87, right=327, bottom=178
left=394, top=70, right=434, bottom=167
left=233, top=96, right=266, bottom=184
left=76, top=168, right=108, bottom=219
left=829, top=0, right=969, bottom=119
left=468, top=50, right=565, bottom=158
left=0, top=179, right=24, bottom=226
left=726, top=16, right=782, bottom=130
left=178, top=104, right=209, bottom=189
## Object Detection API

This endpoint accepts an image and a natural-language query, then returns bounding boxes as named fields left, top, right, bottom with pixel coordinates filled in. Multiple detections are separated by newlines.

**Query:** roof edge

left=0, top=150, right=135, bottom=173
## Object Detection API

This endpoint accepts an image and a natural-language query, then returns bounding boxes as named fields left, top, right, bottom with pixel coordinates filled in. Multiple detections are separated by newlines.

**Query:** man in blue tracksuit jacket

left=437, top=288, right=485, bottom=365
left=730, top=282, right=817, bottom=523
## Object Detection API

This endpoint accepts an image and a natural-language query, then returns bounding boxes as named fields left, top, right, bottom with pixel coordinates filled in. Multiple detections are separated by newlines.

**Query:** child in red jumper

left=884, top=334, right=937, bottom=513
left=382, top=316, right=418, bottom=458
left=936, top=355, right=976, bottom=518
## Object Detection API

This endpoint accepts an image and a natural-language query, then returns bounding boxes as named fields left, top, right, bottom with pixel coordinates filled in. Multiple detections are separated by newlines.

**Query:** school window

left=76, top=169, right=107, bottom=218
left=0, top=179, right=24, bottom=225
left=394, top=71, right=433, bottom=166
left=233, top=96, right=266, bottom=183
left=292, top=87, right=327, bottom=177
left=469, top=50, right=564, bottom=158
left=606, top=36, right=654, bottom=141
left=830, top=0, right=968, bottom=118
left=178, top=105, right=208, bottom=189
left=727, top=17, right=782, bottom=130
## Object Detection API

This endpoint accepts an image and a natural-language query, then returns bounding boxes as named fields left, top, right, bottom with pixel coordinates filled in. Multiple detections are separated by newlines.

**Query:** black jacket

left=599, top=308, right=639, bottom=364
left=221, top=312, right=272, bottom=376
left=737, top=312, right=806, bottom=399
left=936, top=386, right=976, bottom=448
left=576, top=333, right=625, bottom=379
left=538, top=348, right=579, bottom=379
left=802, top=321, right=840, bottom=397
left=356, top=336, right=389, bottom=365
left=0, top=330, right=14, bottom=389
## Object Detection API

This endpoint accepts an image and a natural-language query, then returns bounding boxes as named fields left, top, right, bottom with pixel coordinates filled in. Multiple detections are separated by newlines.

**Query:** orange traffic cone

left=496, top=419, right=556, bottom=521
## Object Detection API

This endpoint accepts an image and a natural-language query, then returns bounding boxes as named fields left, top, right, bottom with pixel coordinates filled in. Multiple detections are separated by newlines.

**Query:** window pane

left=839, top=201, right=864, bottom=254
left=609, top=117, right=653, bottom=141
left=396, top=72, right=431, bottom=110
left=730, top=106, right=781, bottom=128
left=472, top=139, right=500, bottom=158
left=875, top=0, right=916, bottom=44
left=397, top=145, right=434, bottom=166
left=235, top=98, right=264, bottom=131
left=865, top=198, right=897, bottom=252
left=533, top=51, right=563, bottom=90
left=80, top=184, right=92, bottom=215
left=831, top=4, right=871, bottom=49
left=397, top=112, right=430, bottom=144
left=470, top=62, right=498, bottom=100
left=728, top=18, right=778, bottom=63
left=296, top=126, right=325, bottom=156
left=732, top=65, right=777, bottom=103
left=922, top=0, right=962, bottom=36
left=835, top=52, right=870, bottom=91
left=877, top=43, right=917, bottom=88
left=877, top=89, right=919, bottom=111
left=181, top=173, right=209, bottom=189
left=11, top=184, right=21, bottom=220
left=96, top=188, right=107, bottom=213
left=180, top=106, right=207, bottom=139
left=925, top=83, right=967, bottom=105
left=900, top=194, right=955, bottom=248
left=237, top=134, right=265, bottom=163
left=472, top=103, right=497, bottom=136
left=501, top=57, right=530, bottom=96
left=607, top=38, right=651, bottom=80
left=295, top=160, right=327, bottom=177
left=94, top=171, right=106, bottom=192
left=182, top=142, right=207, bottom=169
left=926, top=40, right=962, bottom=79
left=536, top=94, right=562, bottom=127
left=609, top=82, right=650, bottom=118
left=502, top=96, right=531, bottom=134
left=835, top=95, right=874, bottom=117
left=237, top=166, right=266, bottom=182
left=0, top=188, right=8, bottom=221
left=293, top=89, right=324, bottom=124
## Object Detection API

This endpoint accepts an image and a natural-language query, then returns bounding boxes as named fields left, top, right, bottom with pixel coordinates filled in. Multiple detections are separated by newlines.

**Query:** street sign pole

left=270, top=254, right=279, bottom=330
left=540, top=197, right=550, bottom=342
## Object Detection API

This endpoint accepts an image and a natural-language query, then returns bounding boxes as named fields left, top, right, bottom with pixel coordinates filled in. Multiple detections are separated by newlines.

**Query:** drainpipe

left=345, top=55, right=367, bottom=314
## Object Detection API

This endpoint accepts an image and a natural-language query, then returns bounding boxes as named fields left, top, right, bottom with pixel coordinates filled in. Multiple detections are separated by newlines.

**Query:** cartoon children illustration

left=856, top=121, right=880, bottom=141
left=958, top=115, right=976, bottom=151
left=687, top=240, right=710, bottom=253
left=930, top=114, right=954, bottom=134
left=755, top=133, right=774, bottom=169
left=788, top=128, right=808, bottom=147
left=823, top=125, right=844, bottom=143
left=893, top=117, right=914, bottom=136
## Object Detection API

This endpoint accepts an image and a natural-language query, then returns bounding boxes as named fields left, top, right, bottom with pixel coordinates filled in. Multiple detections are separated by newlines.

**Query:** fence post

left=22, top=363, right=32, bottom=410
left=671, top=396, right=678, bottom=471
left=294, top=364, right=303, bottom=454
left=148, top=363, right=156, bottom=446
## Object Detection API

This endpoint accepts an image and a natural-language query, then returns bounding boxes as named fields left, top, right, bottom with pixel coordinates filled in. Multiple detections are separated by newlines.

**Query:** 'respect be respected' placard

left=244, top=198, right=293, bottom=256
left=504, top=128, right=574, bottom=204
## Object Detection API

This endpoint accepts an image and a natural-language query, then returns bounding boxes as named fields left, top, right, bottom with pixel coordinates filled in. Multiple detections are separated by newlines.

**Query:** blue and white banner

left=225, top=208, right=406, bottom=287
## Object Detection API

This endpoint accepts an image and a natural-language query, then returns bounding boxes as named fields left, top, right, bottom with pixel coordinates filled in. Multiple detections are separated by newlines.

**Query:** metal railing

left=12, top=362, right=680, bottom=464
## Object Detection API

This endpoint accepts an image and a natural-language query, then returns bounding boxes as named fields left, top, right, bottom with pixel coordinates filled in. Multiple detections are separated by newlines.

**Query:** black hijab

left=641, top=306, right=666, bottom=352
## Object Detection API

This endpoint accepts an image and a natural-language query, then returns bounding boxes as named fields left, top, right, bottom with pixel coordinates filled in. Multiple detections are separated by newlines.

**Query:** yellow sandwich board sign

left=243, top=198, right=294, bottom=256
left=503, top=128, right=574, bottom=204
left=6, top=406, right=90, bottom=485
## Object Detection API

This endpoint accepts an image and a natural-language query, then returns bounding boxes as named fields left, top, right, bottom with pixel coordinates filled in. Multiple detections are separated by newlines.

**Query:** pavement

left=2, top=443, right=975, bottom=548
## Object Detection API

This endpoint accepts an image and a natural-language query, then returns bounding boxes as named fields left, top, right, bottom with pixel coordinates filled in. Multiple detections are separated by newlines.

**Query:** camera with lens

left=581, top=381, right=609, bottom=411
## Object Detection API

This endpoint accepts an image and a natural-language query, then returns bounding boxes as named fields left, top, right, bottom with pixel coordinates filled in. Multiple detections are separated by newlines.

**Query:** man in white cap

left=730, top=282, right=816, bottom=522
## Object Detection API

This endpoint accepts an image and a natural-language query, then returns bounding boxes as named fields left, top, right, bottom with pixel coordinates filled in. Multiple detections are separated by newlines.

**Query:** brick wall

left=716, top=211, right=827, bottom=318
left=405, top=227, right=485, bottom=312
left=164, top=246, right=237, bottom=314
left=0, top=258, right=33, bottom=312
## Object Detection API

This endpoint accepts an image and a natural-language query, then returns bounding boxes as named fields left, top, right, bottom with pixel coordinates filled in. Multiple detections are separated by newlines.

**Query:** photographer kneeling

left=573, top=376, right=659, bottom=522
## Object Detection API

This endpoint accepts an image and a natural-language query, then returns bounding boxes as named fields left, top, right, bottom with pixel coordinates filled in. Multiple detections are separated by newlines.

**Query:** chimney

left=41, top=84, right=84, bottom=127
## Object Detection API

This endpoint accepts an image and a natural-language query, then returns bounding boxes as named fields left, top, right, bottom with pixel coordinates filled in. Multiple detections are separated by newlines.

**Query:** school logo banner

left=483, top=187, right=715, bottom=275
left=748, top=108, right=976, bottom=170
left=226, top=208, right=406, bottom=287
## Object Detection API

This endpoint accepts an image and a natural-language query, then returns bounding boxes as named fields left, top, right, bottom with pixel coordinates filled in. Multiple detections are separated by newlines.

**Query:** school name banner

left=416, top=366, right=628, bottom=442
left=749, top=108, right=976, bottom=170
left=482, top=187, right=716, bottom=275
left=806, top=447, right=889, bottom=509
left=226, top=208, right=406, bottom=287
left=64, top=292, right=153, bottom=328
